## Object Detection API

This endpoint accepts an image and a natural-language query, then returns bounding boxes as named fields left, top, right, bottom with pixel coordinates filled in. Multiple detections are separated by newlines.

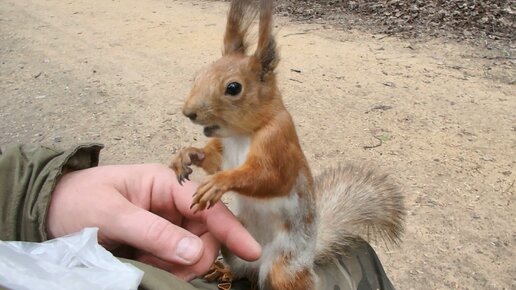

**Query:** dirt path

left=1, top=0, right=514, bottom=289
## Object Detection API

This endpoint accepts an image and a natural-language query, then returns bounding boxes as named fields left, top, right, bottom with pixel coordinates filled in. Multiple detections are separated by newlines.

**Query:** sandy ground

left=1, top=0, right=514, bottom=289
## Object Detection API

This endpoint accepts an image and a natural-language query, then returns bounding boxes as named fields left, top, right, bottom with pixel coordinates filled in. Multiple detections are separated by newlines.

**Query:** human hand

left=46, top=164, right=261, bottom=281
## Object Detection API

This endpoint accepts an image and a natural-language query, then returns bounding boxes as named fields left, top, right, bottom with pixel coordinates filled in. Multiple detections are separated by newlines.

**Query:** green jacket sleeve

left=0, top=143, right=103, bottom=242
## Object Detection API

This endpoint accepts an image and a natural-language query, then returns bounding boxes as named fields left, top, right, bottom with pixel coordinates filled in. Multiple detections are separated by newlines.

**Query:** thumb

left=110, top=203, right=204, bottom=265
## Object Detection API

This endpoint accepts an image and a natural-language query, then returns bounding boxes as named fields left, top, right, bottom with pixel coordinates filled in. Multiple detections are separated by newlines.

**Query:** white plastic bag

left=0, top=227, right=143, bottom=290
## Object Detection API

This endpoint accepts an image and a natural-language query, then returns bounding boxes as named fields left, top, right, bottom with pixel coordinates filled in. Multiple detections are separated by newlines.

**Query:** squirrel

left=170, top=0, right=405, bottom=289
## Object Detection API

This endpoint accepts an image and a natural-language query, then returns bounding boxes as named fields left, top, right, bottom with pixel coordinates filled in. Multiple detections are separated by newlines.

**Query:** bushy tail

left=314, top=164, right=405, bottom=264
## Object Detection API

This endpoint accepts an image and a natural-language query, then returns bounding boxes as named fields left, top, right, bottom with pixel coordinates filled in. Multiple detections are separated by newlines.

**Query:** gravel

left=276, top=0, right=515, bottom=42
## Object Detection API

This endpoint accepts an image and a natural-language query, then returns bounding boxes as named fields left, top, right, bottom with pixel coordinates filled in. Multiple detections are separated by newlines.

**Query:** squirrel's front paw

left=191, top=175, right=228, bottom=212
left=170, top=147, right=205, bottom=185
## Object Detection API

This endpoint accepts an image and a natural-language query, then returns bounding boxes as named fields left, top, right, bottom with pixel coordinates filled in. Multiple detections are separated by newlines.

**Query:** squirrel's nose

left=184, top=111, right=197, bottom=121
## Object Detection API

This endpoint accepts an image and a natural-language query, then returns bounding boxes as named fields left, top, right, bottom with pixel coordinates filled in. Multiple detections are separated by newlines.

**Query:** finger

left=112, top=203, right=204, bottom=266
left=202, top=203, right=261, bottom=261
left=183, top=219, right=208, bottom=237
left=136, top=231, right=220, bottom=281
left=173, top=181, right=261, bottom=261
left=170, top=231, right=220, bottom=281
left=135, top=252, right=175, bottom=272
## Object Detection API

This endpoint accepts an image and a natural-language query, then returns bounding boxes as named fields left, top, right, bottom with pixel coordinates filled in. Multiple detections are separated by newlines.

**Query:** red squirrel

left=170, top=0, right=405, bottom=289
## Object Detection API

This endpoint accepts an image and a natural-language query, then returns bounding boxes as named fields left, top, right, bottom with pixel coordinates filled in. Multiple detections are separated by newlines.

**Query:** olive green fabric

left=0, top=143, right=395, bottom=290
left=119, top=258, right=219, bottom=290
left=0, top=143, right=103, bottom=242
left=124, top=241, right=395, bottom=290
left=314, top=241, right=395, bottom=290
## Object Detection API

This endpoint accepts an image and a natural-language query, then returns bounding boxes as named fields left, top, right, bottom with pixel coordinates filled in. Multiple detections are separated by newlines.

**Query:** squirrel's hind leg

left=261, top=255, right=316, bottom=290
left=204, top=258, right=260, bottom=290
left=204, top=259, right=234, bottom=289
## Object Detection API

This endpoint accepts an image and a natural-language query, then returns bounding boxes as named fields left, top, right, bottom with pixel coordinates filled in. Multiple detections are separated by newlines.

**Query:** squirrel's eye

left=225, top=82, right=242, bottom=96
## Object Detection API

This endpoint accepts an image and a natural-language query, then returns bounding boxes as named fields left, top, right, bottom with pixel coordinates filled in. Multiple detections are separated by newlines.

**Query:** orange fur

left=265, top=255, right=315, bottom=290
left=199, top=138, right=223, bottom=174
left=177, top=4, right=314, bottom=203
left=214, top=110, right=312, bottom=199
left=182, top=55, right=280, bottom=136
left=169, top=139, right=223, bottom=183
left=188, top=104, right=314, bottom=210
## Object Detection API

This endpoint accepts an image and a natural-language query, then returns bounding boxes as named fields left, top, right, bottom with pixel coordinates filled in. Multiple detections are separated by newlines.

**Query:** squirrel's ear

left=223, top=0, right=256, bottom=55
left=251, top=0, right=278, bottom=81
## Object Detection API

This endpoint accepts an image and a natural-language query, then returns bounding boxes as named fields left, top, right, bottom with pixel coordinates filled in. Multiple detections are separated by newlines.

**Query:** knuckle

left=145, top=218, right=174, bottom=251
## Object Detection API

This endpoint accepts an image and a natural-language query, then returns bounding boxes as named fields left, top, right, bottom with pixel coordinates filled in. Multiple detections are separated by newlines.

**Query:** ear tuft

left=253, top=0, right=278, bottom=81
left=223, top=0, right=257, bottom=55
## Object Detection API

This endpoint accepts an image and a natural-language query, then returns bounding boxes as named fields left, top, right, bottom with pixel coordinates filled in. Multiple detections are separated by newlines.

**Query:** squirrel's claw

left=190, top=176, right=227, bottom=212
left=203, top=259, right=233, bottom=290
left=178, top=171, right=191, bottom=186
left=190, top=203, right=200, bottom=213
left=170, top=147, right=203, bottom=186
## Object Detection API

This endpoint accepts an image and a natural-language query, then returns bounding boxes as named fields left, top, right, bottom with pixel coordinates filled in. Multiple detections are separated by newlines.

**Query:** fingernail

left=175, top=237, right=202, bottom=264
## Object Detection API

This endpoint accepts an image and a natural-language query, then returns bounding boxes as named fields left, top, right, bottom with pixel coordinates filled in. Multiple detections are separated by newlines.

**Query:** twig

left=363, top=136, right=383, bottom=149
left=502, top=180, right=514, bottom=195
left=460, top=54, right=515, bottom=61
left=283, top=32, right=307, bottom=37
left=481, top=56, right=515, bottom=60
left=282, top=29, right=318, bottom=38
left=365, top=104, right=393, bottom=113
left=377, top=35, right=389, bottom=40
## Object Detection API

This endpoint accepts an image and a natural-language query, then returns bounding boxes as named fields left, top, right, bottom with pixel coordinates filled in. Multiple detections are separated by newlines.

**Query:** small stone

left=370, top=104, right=393, bottom=111
left=480, top=156, right=495, bottom=162
left=383, top=81, right=396, bottom=87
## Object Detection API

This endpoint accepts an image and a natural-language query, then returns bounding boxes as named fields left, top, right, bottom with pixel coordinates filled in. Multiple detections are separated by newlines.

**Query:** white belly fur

left=221, top=135, right=251, bottom=171
left=235, top=193, right=316, bottom=285
left=221, top=136, right=316, bottom=285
